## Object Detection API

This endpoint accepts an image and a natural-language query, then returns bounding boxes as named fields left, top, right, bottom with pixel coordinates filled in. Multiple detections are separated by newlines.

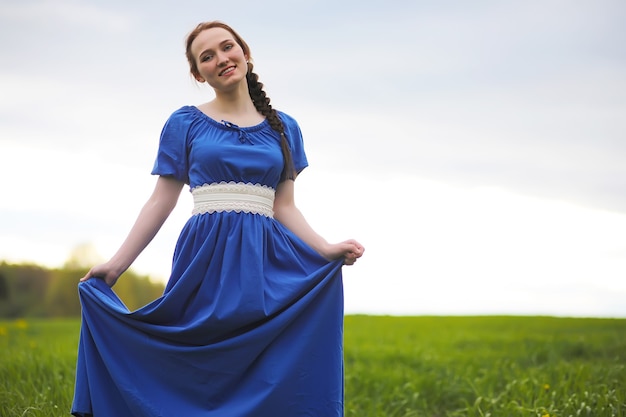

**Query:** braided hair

left=185, top=21, right=296, bottom=181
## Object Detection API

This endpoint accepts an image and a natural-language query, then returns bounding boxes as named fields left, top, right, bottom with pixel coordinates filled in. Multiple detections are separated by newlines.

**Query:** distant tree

left=0, top=272, right=8, bottom=300
left=0, top=260, right=165, bottom=318
left=45, top=268, right=84, bottom=317
left=113, top=271, right=165, bottom=311
left=0, top=262, right=53, bottom=317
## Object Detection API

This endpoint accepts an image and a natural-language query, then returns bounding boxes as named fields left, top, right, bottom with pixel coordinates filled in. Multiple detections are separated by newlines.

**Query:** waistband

left=191, top=182, right=275, bottom=218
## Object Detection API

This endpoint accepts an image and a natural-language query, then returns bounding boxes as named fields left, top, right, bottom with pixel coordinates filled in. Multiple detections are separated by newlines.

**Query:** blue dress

left=71, top=106, right=345, bottom=416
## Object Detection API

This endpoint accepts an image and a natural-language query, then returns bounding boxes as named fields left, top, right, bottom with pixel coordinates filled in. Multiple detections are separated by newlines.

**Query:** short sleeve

left=151, top=108, right=192, bottom=184
left=278, top=112, right=308, bottom=175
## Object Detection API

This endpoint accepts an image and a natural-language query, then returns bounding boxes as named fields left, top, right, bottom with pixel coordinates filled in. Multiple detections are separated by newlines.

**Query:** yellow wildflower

left=0, top=326, right=7, bottom=336
left=15, top=319, right=28, bottom=330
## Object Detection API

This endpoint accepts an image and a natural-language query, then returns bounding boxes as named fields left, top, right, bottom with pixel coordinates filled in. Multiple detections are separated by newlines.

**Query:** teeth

left=220, top=67, right=235, bottom=76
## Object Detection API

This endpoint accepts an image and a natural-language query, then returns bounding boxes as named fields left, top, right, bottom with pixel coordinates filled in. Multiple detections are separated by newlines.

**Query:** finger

left=351, top=242, right=364, bottom=255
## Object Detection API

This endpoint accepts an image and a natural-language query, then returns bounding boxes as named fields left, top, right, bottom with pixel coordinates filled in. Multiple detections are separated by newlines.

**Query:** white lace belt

left=191, top=182, right=275, bottom=218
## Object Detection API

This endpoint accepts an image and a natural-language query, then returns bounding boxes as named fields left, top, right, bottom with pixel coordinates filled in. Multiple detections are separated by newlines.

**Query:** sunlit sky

left=1, top=0, right=625, bottom=317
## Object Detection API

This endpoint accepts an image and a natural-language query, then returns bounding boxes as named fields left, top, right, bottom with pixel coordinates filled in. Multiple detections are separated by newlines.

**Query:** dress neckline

left=189, top=105, right=269, bottom=132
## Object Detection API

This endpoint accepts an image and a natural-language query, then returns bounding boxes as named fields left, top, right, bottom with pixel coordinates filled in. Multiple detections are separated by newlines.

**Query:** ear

left=192, top=71, right=205, bottom=83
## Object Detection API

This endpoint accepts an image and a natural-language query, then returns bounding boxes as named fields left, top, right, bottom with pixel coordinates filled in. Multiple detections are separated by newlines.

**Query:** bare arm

left=273, top=179, right=364, bottom=265
left=80, top=176, right=185, bottom=286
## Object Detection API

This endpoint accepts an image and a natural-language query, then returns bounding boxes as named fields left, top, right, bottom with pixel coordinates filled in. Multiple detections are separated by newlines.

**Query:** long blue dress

left=71, top=106, right=345, bottom=416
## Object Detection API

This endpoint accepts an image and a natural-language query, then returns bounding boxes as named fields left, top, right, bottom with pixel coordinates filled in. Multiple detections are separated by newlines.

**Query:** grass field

left=1, top=316, right=624, bottom=416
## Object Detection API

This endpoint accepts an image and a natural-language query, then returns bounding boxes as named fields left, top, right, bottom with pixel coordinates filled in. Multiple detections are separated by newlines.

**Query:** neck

left=202, top=81, right=263, bottom=126
left=212, top=95, right=256, bottom=116
left=213, top=79, right=254, bottom=112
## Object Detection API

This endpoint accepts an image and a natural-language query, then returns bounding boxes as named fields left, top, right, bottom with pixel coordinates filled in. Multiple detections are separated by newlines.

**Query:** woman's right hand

left=80, top=262, right=124, bottom=287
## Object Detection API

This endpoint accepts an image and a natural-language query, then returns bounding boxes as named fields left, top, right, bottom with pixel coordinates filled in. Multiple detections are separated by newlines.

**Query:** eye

left=224, top=44, right=233, bottom=51
left=200, top=54, right=213, bottom=62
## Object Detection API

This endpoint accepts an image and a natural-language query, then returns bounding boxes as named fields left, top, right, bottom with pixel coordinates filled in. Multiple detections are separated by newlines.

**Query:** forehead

left=191, top=27, right=236, bottom=55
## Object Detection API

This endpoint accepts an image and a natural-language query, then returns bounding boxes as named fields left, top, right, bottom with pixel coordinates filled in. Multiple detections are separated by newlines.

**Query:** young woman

left=71, top=21, right=364, bottom=416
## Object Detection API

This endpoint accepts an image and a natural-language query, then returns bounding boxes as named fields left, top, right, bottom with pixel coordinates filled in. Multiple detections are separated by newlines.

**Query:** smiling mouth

left=219, top=66, right=236, bottom=76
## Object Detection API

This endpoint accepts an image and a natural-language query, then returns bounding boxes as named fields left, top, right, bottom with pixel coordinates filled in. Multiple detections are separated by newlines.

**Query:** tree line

left=0, top=261, right=165, bottom=318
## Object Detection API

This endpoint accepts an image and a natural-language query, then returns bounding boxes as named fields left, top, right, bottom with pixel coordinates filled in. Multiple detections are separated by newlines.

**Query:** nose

left=216, top=51, right=229, bottom=66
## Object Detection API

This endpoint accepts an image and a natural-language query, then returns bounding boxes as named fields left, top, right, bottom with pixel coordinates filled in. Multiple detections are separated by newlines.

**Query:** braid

left=185, top=21, right=296, bottom=181
left=246, top=70, right=296, bottom=181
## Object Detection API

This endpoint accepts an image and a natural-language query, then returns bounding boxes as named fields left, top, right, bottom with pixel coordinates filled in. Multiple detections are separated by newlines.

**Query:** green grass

left=344, top=315, right=626, bottom=417
left=1, top=316, right=624, bottom=416
left=0, top=319, right=79, bottom=417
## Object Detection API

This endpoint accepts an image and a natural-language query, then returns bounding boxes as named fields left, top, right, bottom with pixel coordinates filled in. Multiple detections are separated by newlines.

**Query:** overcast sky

left=1, top=0, right=625, bottom=317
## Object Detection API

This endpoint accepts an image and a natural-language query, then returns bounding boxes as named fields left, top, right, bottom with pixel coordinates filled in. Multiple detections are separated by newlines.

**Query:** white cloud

left=1, top=0, right=626, bottom=317
left=0, top=0, right=133, bottom=33
left=313, top=173, right=626, bottom=317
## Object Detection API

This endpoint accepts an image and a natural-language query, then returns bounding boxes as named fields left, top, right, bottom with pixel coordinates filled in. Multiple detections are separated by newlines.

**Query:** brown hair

left=185, top=21, right=296, bottom=181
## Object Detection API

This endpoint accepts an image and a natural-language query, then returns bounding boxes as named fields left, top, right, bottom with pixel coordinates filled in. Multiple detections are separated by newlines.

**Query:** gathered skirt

left=71, top=211, right=345, bottom=416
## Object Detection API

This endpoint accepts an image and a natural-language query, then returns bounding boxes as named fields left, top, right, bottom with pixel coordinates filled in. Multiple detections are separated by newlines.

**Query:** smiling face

left=189, top=26, right=250, bottom=92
